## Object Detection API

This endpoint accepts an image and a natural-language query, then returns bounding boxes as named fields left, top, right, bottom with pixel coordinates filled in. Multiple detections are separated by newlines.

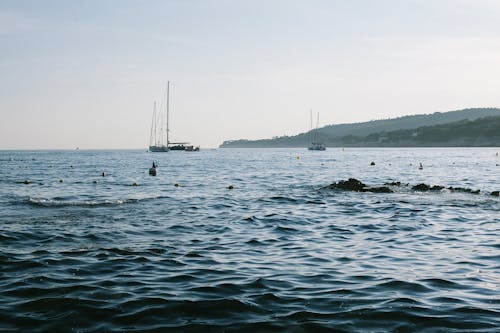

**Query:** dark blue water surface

left=1, top=148, right=499, bottom=332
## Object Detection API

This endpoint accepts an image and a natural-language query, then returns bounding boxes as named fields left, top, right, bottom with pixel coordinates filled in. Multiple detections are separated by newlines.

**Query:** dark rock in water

left=412, top=184, right=444, bottom=191
left=370, top=161, right=376, bottom=166
left=448, top=187, right=480, bottom=194
left=491, top=191, right=499, bottom=196
left=324, top=178, right=393, bottom=193
left=412, top=183, right=431, bottom=191
left=364, top=186, right=393, bottom=193
left=324, top=179, right=483, bottom=196
left=327, top=178, right=367, bottom=191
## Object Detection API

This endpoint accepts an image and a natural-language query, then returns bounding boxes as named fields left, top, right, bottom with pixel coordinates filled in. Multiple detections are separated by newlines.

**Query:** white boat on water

left=308, top=111, right=326, bottom=151
left=149, top=81, right=199, bottom=152
left=309, top=142, right=326, bottom=151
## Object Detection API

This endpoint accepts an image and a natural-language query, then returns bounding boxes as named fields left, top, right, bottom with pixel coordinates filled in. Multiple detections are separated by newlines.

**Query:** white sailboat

left=149, top=82, right=199, bottom=152
left=308, top=111, right=326, bottom=151
left=149, top=81, right=170, bottom=152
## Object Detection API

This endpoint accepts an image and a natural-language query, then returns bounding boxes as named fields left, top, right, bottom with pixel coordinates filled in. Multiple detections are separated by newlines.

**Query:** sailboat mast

left=315, top=112, right=320, bottom=143
left=166, top=81, right=170, bottom=146
left=310, top=110, right=313, bottom=131
left=150, top=102, right=156, bottom=147
left=153, top=101, right=158, bottom=145
left=160, top=97, right=165, bottom=146
left=310, top=109, right=313, bottom=145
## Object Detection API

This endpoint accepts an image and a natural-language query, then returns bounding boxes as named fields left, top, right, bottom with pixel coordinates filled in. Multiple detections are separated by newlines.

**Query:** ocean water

left=0, top=148, right=499, bottom=332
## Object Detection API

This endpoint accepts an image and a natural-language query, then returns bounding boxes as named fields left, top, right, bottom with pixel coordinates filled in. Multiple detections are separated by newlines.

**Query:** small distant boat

left=309, top=142, right=326, bottom=151
left=148, top=82, right=169, bottom=152
left=149, top=81, right=199, bottom=152
left=308, top=111, right=326, bottom=151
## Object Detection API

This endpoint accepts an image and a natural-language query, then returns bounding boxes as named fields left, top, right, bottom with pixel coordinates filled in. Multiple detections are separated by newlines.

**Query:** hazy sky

left=2, top=0, right=500, bottom=149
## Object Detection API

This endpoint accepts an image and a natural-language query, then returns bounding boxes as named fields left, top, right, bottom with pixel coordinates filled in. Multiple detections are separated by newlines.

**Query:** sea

left=0, top=148, right=499, bottom=332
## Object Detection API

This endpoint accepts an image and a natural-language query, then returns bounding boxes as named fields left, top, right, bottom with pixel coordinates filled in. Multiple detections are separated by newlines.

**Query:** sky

left=2, top=0, right=500, bottom=149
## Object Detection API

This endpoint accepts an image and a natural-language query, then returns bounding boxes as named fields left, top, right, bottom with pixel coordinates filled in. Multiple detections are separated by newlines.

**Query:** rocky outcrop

left=324, top=178, right=393, bottom=193
left=324, top=179, right=490, bottom=196
left=447, top=187, right=480, bottom=194
left=412, top=184, right=444, bottom=191
left=411, top=183, right=480, bottom=194
left=385, top=181, right=407, bottom=186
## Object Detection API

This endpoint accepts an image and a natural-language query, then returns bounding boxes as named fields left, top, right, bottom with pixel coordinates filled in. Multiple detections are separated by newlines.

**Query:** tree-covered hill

left=337, top=115, right=500, bottom=147
left=220, top=108, right=500, bottom=147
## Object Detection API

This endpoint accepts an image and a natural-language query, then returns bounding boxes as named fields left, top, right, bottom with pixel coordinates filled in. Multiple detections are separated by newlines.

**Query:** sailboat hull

left=168, top=145, right=186, bottom=151
left=308, top=145, right=326, bottom=151
left=149, top=145, right=169, bottom=152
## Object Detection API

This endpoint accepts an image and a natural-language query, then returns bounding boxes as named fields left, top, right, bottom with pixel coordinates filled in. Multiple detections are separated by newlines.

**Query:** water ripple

left=0, top=148, right=499, bottom=332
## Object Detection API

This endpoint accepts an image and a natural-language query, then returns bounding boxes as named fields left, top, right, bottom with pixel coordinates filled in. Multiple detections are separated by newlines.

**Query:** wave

left=23, top=195, right=172, bottom=208
left=25, top=197, right=138, bottom=208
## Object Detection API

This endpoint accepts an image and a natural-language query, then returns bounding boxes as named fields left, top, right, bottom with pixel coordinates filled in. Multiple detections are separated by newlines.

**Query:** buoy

left=101, top=172, right=105, bottom=177
left=419, top=163, right=423, bottom=170
left=228, top=185, right=234, bottom=190
left=174, top=183, right=180, bottom=187
left=93, top=180, right=97, bottom=184
left=59, top=179, right=63, bottom=183
left=370, top=161, right=375, bottom=166
left=149, top=162, right=157, bottom=176
left=296, top=156, right=300, bottom=159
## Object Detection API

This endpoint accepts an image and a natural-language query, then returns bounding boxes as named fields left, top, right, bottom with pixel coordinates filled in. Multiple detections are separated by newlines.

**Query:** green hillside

left=220, top=108, right=500, bottom=147
left=338, top=115, right=500, bottom=147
